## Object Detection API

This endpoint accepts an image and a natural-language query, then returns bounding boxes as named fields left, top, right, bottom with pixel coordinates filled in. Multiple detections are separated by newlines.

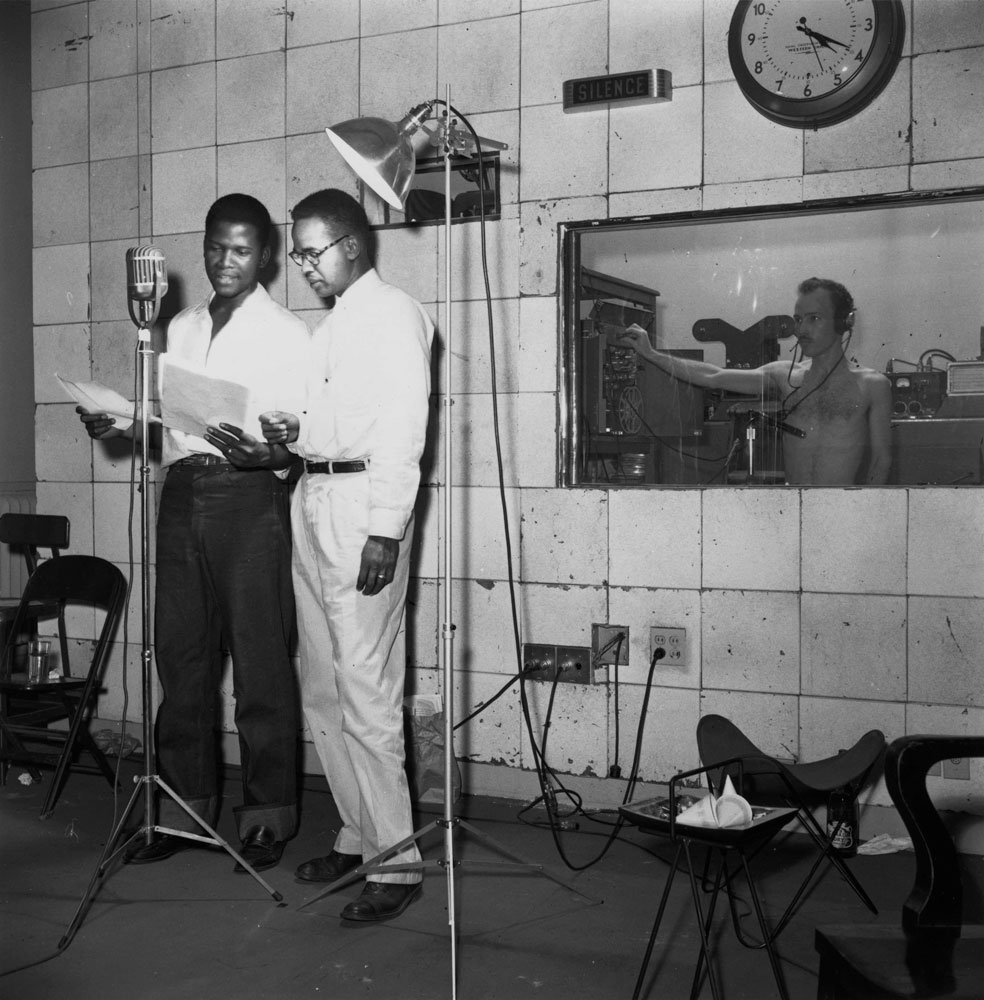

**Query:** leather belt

left=304, top=459, right=367, bottom=475
left=174, top=454, right=231, bottom=467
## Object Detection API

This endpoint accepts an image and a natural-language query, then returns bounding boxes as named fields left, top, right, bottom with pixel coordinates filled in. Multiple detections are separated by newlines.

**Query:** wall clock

left=728, top=0, right=906, bottom=129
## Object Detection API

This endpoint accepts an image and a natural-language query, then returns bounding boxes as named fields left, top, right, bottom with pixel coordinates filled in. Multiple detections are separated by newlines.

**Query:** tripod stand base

left=298, top=814, right=599, bottom=911
left=60, top=772, right=283, bottom=950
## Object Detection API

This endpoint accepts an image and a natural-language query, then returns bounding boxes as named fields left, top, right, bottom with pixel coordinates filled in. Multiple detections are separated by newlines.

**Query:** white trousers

left=291, top=472, right=421, bottom=884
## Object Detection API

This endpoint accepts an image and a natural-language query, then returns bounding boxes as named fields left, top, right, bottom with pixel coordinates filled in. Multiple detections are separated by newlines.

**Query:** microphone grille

left=126, top=244, right=168, bottom=295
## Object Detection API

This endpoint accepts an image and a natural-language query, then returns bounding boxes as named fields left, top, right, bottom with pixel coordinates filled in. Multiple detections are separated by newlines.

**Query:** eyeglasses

left=288, top=234, right=350, bottom=267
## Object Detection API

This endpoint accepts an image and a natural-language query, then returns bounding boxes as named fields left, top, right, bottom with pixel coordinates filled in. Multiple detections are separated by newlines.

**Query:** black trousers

left=153, top=463, right=299, bottom=841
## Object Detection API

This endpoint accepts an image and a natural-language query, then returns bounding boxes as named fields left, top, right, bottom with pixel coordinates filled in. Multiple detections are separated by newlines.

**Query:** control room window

left=560, top=188, right=984, bottom=488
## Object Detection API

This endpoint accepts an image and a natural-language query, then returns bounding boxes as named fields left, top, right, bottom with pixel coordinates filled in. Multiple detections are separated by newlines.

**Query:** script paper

left=55, top=374, right=135, bottom=431
left=159, top=355, right=252, bottom=437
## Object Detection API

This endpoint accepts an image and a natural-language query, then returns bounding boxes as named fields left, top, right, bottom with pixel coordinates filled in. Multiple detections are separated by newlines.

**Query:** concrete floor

left=1, top=757, right=979, bottom=1000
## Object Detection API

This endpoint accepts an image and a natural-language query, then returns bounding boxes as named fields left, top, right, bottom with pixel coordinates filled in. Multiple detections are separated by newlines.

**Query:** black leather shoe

left=233, top=825, right=284, bottom=874
left=295, top=850, right=363, bottom=883
left=124, top=834, right=194, bottom=865
left=340, top=881, right=421, bottom=922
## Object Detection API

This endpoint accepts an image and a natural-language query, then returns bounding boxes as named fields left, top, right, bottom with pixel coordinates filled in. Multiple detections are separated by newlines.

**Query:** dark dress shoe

left=295, top=850, right=363, bottom=883
left=124, top=834, right=193, bottom=865
left=233, top=825, right=284, bottom=874
left=340, top=881, right=421, bottom=922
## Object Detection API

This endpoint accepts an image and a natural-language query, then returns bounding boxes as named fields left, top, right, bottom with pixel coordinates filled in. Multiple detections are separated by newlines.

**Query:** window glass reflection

left=565, top=192, right=984, bottom=487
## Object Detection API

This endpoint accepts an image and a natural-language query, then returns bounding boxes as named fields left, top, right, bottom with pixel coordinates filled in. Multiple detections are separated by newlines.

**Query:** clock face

left=729, top=0, right=905, bottom=128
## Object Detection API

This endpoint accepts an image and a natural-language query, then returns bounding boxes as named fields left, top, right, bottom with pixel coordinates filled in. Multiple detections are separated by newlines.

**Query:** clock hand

left=799, top=27, right=826, bottom=73
left=796, top=22, right=849, bottom=52
left=811, top=29, right=849, bottom=51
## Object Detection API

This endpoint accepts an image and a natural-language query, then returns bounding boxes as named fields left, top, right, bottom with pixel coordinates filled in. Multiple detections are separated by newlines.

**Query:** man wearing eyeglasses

left=260, top=188, right=433, bottom=923
left=79, top=194, right=309, bottom=873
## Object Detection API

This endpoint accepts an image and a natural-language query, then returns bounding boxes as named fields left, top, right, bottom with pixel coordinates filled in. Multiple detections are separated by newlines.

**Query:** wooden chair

left=815, top=734, right=984, bottom=999
left=0, top=554, right=127, bottom=817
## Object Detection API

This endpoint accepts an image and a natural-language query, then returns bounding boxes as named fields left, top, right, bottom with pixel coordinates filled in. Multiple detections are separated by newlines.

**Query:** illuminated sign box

left=563, top=69, right=672, bottom=113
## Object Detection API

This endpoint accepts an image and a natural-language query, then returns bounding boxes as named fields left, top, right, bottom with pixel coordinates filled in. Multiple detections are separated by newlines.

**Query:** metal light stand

left=60, top=281, right=281, bottom=951
left=302, top=86, right=593, bottom=998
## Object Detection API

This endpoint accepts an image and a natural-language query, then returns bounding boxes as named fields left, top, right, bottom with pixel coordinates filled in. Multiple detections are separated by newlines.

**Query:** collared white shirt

left=160, top=284, right=310, bottom=468
left=292, top=268, right=433, bottom=539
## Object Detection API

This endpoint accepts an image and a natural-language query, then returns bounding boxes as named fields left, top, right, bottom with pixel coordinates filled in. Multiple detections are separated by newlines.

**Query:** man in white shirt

left=79, top=194, right=309, bottom=872
left=260, top=189, right=433, bottom=922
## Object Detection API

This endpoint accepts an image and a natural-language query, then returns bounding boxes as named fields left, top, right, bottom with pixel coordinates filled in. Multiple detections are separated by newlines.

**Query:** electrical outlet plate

left=650, top=626, right=687, bottom=667
left=942, top=756, right=970, bottom=780
left=522, top=643, right=556, bottom=682
left=591, top=624, right=629, bottom=666
left=555, top=645, right=592, bottom=684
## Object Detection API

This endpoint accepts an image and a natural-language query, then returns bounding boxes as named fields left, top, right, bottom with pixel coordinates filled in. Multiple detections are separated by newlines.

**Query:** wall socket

left=928, top=757, right=970, bottom=780
left=521, top=643, right=594, bottom=684
left=943, top=756, right=970, bottom=780
left=591, top=624, right=629, bottom=666
left=650, top=626, right=687, bottom=667
left=522, top=643, right=556, bottom=682
left=556, top=645, right=592, bottom=684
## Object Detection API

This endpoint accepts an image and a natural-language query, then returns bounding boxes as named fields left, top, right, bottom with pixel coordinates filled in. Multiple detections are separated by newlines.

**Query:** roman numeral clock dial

left=728, top=0, right=905, bottom=128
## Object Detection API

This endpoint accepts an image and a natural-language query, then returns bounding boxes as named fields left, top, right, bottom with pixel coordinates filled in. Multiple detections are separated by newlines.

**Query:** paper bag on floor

left=404, top=695, right=462, bottom=807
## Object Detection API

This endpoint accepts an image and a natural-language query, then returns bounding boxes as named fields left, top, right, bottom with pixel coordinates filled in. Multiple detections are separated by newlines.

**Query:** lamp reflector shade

left=325, top=117, right=416, bottom=210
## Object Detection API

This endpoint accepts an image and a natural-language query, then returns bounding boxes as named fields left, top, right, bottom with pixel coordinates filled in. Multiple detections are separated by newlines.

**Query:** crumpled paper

left=856, top=832, right=914, bottom=855
left=92, top=728, right=141, bottom=758
left=676, top=775, right=753, bottom=828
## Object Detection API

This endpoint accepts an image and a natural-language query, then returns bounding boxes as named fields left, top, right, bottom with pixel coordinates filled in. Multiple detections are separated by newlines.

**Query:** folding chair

left=0, top=554, right=127, bottom=818
left=0, top=513, right=71, bottom=671
left=696, top=714, right=885, bottom=937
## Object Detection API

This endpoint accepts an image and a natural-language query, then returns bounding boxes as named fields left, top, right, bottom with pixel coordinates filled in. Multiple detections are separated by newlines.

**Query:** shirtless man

left=618, top=277, right=892, bottom=485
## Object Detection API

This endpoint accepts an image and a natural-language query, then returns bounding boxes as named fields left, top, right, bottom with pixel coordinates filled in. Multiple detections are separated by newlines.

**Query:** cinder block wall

left=29, top=1, right=984, bottom=825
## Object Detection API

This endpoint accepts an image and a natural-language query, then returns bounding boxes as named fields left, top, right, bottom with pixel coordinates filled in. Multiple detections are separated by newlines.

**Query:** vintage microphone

left=125, top=245, right=168, bottom=330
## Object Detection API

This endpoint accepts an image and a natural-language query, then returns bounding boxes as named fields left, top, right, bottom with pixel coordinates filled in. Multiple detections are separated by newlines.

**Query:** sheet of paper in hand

left=159, top=355, right=252, bottom=437
left=55, top=374, right=136, bottom=431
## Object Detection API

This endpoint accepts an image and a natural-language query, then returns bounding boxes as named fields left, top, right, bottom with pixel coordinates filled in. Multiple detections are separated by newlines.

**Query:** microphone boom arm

left=748, top=408, right=807, bottom=439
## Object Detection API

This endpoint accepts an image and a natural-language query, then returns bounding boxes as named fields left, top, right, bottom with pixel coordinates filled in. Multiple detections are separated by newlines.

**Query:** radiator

left=0, top=493, right=35, bottom=599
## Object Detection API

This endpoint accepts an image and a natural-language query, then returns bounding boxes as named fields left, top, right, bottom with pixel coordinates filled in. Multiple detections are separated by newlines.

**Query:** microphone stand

left=60, top=280, right=282, bottom=951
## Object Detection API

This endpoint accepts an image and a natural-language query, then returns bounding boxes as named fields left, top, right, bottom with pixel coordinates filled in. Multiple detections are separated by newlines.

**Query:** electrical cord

left=402, top=106, right=673, bottom=878
left=441, top=105, right=528, bottom=745
left=91, top=342, right=141, bottom=838
left=454, top=662, right=536, bottom=730
left=518, top=645, right=668, bottom=872
left=608, top=631, right=626, bottom=778
left=781, top=331, right=852, bottom=423
left=442, top=107, right=566, bottom=840
left=107, top=342, right=142, bottom=827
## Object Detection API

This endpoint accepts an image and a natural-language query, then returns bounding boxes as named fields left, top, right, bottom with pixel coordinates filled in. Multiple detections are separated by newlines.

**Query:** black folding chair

left=0, top=554, right=127, bottom=817
left=696, top=714, right=885, bottom=936
left=0, top=513, right=71, bottom=670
